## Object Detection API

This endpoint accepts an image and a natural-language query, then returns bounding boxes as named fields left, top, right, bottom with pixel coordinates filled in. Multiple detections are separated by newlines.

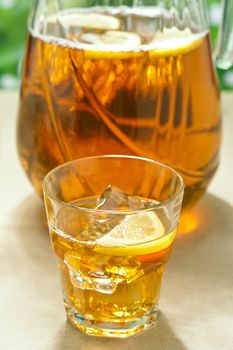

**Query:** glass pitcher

left=17, top=0, right=232, bottom=208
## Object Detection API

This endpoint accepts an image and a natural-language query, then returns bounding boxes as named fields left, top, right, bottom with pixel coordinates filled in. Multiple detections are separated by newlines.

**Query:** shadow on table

left=53, top=312, right=187, bottom=350
left=9, top=193, right=48, bottom=231
left=8, top=193, right=51, bottom=260
left=160, top=193, right=233, bottom=339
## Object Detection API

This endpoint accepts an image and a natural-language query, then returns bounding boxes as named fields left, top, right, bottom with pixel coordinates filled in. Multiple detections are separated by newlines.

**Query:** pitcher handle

left=215, top=0, right=233, bottom=69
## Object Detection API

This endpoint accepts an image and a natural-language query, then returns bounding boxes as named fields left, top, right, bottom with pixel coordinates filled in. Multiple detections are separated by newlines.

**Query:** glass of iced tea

left=43, top=155, right=184, bottom=338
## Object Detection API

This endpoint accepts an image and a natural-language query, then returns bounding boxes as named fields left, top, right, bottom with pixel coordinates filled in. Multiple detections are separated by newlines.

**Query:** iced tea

left=18, top=8, right=221, bottom=208
left=43, top=156, right=184, bottom=337
left=51, top=210, right=174, bottom=337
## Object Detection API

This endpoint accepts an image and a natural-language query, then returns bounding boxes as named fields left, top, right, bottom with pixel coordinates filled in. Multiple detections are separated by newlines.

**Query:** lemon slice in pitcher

left=81, top=31, right=141, bottom=50
left=149, top=27, right=204, bottom=57
left=100, top=31, right=141, bottom=47
left=95, top=212, right=176, bottom=256
left=83, top=31, right=142, bottom=59
left=47, top=13, right=120, bottom=30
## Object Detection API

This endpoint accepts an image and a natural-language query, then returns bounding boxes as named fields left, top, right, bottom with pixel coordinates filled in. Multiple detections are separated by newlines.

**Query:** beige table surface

left=0, top=90, right=233, bottom=350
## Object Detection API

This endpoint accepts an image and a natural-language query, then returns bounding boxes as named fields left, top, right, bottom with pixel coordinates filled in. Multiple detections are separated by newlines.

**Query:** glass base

left=65, top=304, right=158, bottom=338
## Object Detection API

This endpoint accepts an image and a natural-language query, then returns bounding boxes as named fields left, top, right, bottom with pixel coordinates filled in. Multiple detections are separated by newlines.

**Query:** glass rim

left=42, top=154, right=185, bottom=214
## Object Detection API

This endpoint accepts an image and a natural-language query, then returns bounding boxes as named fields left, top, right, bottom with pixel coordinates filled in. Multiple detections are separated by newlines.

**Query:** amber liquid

left=17, top=11, right=221, bottom=208
left=50, top=197, right=174, bottom=337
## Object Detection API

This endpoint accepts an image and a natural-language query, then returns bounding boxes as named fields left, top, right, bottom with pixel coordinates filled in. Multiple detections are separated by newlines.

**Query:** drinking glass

left=43, top=155, right=184, bottom=337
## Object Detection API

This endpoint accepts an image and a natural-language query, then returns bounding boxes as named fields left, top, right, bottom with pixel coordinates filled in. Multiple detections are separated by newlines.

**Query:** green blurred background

left=0, top=0, right=233, bottom=89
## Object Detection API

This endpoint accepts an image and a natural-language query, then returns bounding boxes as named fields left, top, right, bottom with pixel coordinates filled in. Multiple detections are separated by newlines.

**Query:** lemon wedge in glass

left=95, top=212, right=176, bottom=256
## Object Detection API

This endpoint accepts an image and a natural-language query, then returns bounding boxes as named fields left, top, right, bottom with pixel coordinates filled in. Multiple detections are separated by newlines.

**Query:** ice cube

left=72, top=185, right=128, bottom=240
left=106, top=256, right=144, bottom=284
left=64, top=250, right=119, bottom=294
left=96, top=184, right=155, bottom=211
left=63, top=185, right=156, bottom=242
left=96, top=185, right=127, bottom=210
left=86, top=185, right=156, bottom=240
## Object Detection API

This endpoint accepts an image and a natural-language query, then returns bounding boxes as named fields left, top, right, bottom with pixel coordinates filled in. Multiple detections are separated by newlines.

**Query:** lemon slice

left=82, top=30, right=142, bottom=59
left=95, top=212, right=176, bottom=256
left=100, top=31, right=141, bottom=47
left=48, top=13, right=120, bottom=30
left=149, top=27, right=204, bottom=57
left=84, top=46, right=143, bottom=60
left=80, top=31, right=141, bottom=49
left=83, top=27, right=204, bottom=60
